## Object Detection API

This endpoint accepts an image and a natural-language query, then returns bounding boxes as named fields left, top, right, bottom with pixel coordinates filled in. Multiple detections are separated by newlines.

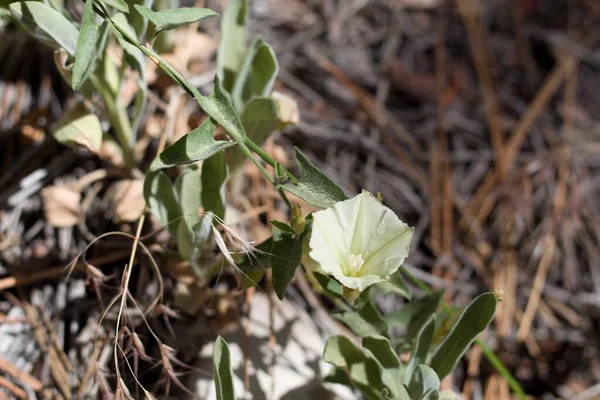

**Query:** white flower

left=308, top=191, right=413, bottom=292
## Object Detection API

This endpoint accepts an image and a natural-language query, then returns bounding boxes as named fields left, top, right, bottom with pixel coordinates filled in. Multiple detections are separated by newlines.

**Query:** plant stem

left=90, top=75, right=135, bottom=168
left=245, top=138, right=276, bottom=167
left=277, top=187, right=293, bottom=209
left=244, top=138, right=298, bottom=184
left=237, top=141, right=275, bottom=184
left=401, top=267, right=527, bottom=399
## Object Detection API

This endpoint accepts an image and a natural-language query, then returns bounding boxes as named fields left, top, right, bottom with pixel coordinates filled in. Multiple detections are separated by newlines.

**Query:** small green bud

left=376, top=192, right=384, bottom=203
left=290, top=204, right=305, bottom=234
left=342, top=287, right=361, bottom=303
left=274, top=161, right=288, bottom=184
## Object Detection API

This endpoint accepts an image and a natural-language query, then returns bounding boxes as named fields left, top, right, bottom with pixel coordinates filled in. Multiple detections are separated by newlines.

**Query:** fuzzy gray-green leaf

left=134, top=5, right=217, bottom=37
left=100, top=0, right=129, bottom=13
left=228, top=97, right=279, bottom=173
left=271, top=222, right=304, bottom=299
left=201, top=151, right=227, bottom=220
left=386, top=289, right=444, bottom=340
left=149, top=118, right=233, bottom=171
left=362, top=335, right=403, bottom=399
left=73, top=0, right=108, bottom=90
left=405, top=316, right=435, bottom=385
left=174, top=164, right=202, bottom=228
left=231, top=38, right=278, bottom=112
left=111, top=12, right=147, bottom=134
left=429, top=292, right=499, bottom=379
left=213, top=336, right=236, bottom=400
left=313, top=271, right=344, bottom=298
left=242, top=97, right=279, bottom=143
left=144, top=171, right=181, bottom=233
left=408, top=365, right=440, bottom=400
left=282, top=148, right=347, bottom=209
left=217, top=0, right=248, bottom=93
left=196, top=76, right=247, bottom=143
left=10, top=1, right=79, bottom=55
left=335, top=300, right=389, bottom=339
left=323, top=335, right=386, bottom=400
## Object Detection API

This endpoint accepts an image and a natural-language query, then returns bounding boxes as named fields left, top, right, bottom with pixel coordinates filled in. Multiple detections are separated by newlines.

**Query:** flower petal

left=310, top=196, right=357, bottom=272
left=333, top=273, right=385, bottom=292
left=362, top=225, right=413, bottom=277
left=349, top=191, right=389, bottom=255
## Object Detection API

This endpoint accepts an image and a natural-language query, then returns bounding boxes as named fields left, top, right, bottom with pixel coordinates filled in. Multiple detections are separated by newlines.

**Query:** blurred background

left=1, top=0, right=600, bottom=398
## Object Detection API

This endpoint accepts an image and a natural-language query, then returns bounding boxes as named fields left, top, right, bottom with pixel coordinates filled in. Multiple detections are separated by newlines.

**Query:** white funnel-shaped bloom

left=309, top=191, right=413, bottom=292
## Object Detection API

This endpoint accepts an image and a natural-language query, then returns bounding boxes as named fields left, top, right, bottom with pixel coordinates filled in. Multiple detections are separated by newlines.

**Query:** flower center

left=347, top=254, right=365, bottom=277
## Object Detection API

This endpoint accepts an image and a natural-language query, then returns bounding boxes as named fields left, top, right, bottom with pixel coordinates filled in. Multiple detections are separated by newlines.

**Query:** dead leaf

left=107, top=179, right=146, bottom=222
left=53, top=102, right=103, bottom=153
left=272, top=91, right=300, bottom=128
left=97, top=134, right=125, bottom=167
left=41, top=186, right=81, bottom=228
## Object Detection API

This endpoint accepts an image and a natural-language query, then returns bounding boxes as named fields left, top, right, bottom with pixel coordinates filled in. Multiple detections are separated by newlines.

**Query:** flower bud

left=290, top=203, right=305, bottom=234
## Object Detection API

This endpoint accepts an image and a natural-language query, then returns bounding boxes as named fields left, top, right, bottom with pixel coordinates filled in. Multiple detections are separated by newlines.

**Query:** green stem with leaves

left=401, top=267, right=527, bottom=399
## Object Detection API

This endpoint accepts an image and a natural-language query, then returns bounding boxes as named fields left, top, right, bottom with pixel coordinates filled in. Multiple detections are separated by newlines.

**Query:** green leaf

left=238, top=237, right=272, bottom=270
left=100, top=0, right=129, bottom=13
left=174, top=164, right=202, bottom=227
left=213, top=336, right=236, bottom=400
left=323, top=366, right=353, bottom=387
left=271, top=220, right=294, bottom=234
left=313, top=271, right=344, bottom=298
left=134, top=5, right=217, bottom=37
left=149, top=118, right=233, bottom=171
left=362, top=336, right=403, bottom=399
left=111, top=12, right=147, bottom=134
left=144, top=171, right=182, bottom=233
left=369, top=270, right=412, bottom=300
left=323, top=335, right=368, bottom=369
left=72, top=0, right=108, bottom=90
left=176, top=218, right=194, bottom=260
left=362, top=336, right=400, bottom=370
left=231, top=38, right=278, bottom=112
left=388, top=270, right=412, bottom=299
left=196, top=76, right=247, bottom=144
left=271, top=221, right=304, bottom=299
left=282, top=148, right=347, bottom=209
left=240, top=268, right=265, bottom=290
left=335, top=300, right=389, bottom=339
left=53, top=103, right=102, bottom=152
left=189, top=212, right=214, bottom=274
left=349, top=360, right=387, bottom=400
left=217, top=0, right=248, bottom=93
left=242, top=97, right=279, bottom=143
left=201, top=151, right=228, bottom=220
left=405, top=316, right=435, bottom=385
left=408, top=365, right=440, bottom=400
left=10, top=1, right=79, bottom=56
left=386, top=290, right=444, bottom=340
left=429, top=292, right=499, bottom=380
left=432, top=305, right=464, bottom=346
left=323, top=335, right=387, bottom=400
left=238, top=237, right=272, bottom=290
left=129, top=0, right=153, bottom=38
left=111, top=13, right=145, bottom=75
